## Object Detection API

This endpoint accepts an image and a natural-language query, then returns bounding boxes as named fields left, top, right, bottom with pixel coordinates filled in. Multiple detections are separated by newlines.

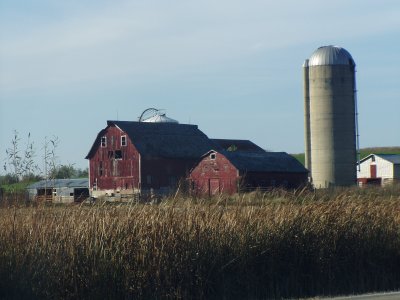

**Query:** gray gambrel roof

left=27, top=178, right=89, bottom=190
left=204, top=150, right=307, bottom=173
left=360, top=154, right=400, bottom=165
left=86, top=121, right=217, bottom=159
left=211, top=139, right=265, bottom=153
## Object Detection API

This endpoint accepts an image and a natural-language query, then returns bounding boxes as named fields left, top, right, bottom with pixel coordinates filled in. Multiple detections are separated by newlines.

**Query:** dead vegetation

left=1, top=186, right=400, bottom=299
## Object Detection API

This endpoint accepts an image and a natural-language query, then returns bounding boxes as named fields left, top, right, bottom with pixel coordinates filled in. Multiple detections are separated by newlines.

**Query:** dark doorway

left=74, top=188, right=89, bottom=202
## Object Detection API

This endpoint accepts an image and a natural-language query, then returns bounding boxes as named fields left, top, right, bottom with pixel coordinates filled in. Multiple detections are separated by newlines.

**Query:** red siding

left=140, top=158, right=196, bottom=191
left=190, top=151, right=308, bottom=196
left=190, top=152, right=239, bottom=196
left=89, top=125, right=140, bottom=191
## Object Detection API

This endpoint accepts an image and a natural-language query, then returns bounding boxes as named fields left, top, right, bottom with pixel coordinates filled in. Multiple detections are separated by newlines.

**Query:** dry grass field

left=1, top=186, right=400, bottom=299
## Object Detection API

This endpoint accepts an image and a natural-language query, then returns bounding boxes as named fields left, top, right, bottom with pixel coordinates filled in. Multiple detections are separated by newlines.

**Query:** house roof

left=206, top=150, right=308, bottom=173
left=86, top=121, right=216, bottom=159
left=211, top=139, right=265, bottom=153
left=360, top=154, right=400, bottom=165
left=27, top=178, right=89, bottom=190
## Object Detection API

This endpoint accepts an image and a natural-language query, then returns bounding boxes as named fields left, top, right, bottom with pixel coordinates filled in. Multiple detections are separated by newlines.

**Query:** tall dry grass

left=1, top=186, right=400, bottom=299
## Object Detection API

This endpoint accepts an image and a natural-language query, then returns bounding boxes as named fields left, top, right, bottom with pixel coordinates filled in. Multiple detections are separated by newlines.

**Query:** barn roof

left=360, top=154, right=400, bottom=165
left=211, top=139, right=265, bottom=153
left=27, top=178, right=89, bottom=190
left=86, top=121, right=216, bottom=159
left=206, top=150, right=308, bottom=173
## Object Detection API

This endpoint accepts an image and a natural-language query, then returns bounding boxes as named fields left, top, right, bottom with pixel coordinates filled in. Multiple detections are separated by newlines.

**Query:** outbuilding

left=27, top=178, right=89, bottom=203
left=190, top=149, right=308, bottom=196
left=357, top=154, right=400, bottom=186
left=85, top=120, right=215, bottom=198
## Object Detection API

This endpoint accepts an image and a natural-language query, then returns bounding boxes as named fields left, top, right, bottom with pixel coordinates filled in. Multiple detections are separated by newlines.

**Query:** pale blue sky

left=1, top=0, right=399, bottom=171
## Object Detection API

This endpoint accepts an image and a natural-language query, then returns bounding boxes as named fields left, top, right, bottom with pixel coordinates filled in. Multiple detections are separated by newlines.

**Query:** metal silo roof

left=142, top=114, right=179, bottom=124
left=308, top=45, right=355, bottom=66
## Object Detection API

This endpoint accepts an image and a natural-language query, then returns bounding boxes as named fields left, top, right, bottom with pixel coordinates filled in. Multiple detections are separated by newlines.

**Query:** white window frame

left=101, top=136, right=107, bottom=148
left=121, top=135, right=127, bottom=147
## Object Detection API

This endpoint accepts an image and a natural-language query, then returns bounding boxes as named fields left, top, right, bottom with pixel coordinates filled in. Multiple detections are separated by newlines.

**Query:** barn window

left=101, top=136, right=107, bottom=147
left=115, top=150, right=122, bottom=160
left=121, top=135, right=127, bottom=147
left=210, top=153, right=216, bottom=160
left=371, top=156, right=375, bottom=162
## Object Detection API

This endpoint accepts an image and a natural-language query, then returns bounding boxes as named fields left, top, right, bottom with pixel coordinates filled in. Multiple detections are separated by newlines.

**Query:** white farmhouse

left=357, top=154, right=400, bottom=186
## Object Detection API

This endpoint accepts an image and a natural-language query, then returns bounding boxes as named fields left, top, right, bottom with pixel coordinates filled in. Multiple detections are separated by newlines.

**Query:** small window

left=115, top=150, right=122, bottom=160
left=210, top=153, right=216, bottom=160
left=371, top=156, right=375, bottom=162
left=70, top=193, right=74, bottom=196
left=121, top=135, right=127, bottom=147
left=101, top=136, right=107, bottom=147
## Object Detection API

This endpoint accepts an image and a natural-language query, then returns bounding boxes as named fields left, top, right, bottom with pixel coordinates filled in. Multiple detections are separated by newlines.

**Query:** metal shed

left=27, top=178, right=89, bottom=203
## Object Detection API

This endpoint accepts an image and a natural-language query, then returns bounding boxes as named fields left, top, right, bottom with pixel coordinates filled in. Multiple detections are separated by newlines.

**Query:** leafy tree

left=51, top=164, right=75, bottom=179
left=50, top=165, right=88, bottom=179
left=76, top=167, right=88, bottom=178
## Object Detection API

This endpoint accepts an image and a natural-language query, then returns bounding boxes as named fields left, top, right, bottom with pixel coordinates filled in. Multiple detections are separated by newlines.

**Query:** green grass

left=291, top=146, right=400, bottom=166
left=0, top=181, right=35, bottom=193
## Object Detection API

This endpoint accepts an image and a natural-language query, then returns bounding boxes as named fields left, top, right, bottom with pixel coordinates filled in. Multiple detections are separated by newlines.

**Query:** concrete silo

left=303, top=46, right=358, bottom=188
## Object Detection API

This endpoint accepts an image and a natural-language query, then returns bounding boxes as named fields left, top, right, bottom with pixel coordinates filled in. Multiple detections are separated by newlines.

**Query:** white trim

left=121, top=135, right=127, bottom=147
left=101, top=136, right=107, bottom=147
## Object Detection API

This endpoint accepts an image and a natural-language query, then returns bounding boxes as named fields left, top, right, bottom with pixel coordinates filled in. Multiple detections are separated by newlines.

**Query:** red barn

left=190, top=149, right=308, bottom=196
left=85, top=120, right=215, bottom=198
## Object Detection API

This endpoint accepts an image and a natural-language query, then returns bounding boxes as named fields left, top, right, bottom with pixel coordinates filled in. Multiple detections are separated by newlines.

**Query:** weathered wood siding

left=190, top=151, right=308, bottom=196
left=89, top=125, right=140, bottom=191
left=190, top=152, right=239, bottom=196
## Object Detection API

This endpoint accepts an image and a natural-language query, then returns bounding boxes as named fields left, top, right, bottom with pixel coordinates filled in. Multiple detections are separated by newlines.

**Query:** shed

left=357, top=154, right=400, bottom=186
left=190, top=150, right=308, bottom=196
left=27, top=178, right=89, bottom=203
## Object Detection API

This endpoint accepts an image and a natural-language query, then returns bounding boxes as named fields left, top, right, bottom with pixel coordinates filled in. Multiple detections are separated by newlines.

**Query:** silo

left=304, top=46, right=357, bottom=188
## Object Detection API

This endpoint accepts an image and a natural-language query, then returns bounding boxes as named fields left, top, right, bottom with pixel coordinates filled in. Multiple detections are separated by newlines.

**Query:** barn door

left=209, top=179, right=220, bottom=196
left=370, top=165, right=377, bottom=178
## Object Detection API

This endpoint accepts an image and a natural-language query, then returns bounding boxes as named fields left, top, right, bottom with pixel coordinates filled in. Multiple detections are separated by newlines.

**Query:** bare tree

left=42, top=136, right=59, bottom=181
left=4, top=130, right=38, bottom=181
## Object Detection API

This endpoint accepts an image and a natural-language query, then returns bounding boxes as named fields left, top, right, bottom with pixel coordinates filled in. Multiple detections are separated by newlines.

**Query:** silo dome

left=308, top=45, right=355, bottom=67
left=143, top=113, right=179, bottom=124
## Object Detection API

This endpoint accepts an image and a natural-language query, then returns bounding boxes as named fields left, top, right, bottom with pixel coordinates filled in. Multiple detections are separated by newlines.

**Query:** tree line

left=1, top=130, right=87, bottom=186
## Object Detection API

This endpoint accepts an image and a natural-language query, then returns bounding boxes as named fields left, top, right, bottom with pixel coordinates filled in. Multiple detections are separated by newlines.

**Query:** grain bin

left=303, top=46, right=357, bottom=188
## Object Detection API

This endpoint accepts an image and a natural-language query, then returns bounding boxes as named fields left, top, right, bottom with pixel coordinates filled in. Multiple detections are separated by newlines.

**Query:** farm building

left=27, top=178, right=89, bottom=203
left=190, top=149, right=308, bottom=196
left=357, top=154, right=400, bottom=186
left=86, top=110, right=309, bottom=198
left=85, top=120, right=215, bottom=198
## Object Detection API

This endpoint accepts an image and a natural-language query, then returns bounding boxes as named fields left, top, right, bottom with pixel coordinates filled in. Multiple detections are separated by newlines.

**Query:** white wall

left=357, top=155, right=394, bottom=179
